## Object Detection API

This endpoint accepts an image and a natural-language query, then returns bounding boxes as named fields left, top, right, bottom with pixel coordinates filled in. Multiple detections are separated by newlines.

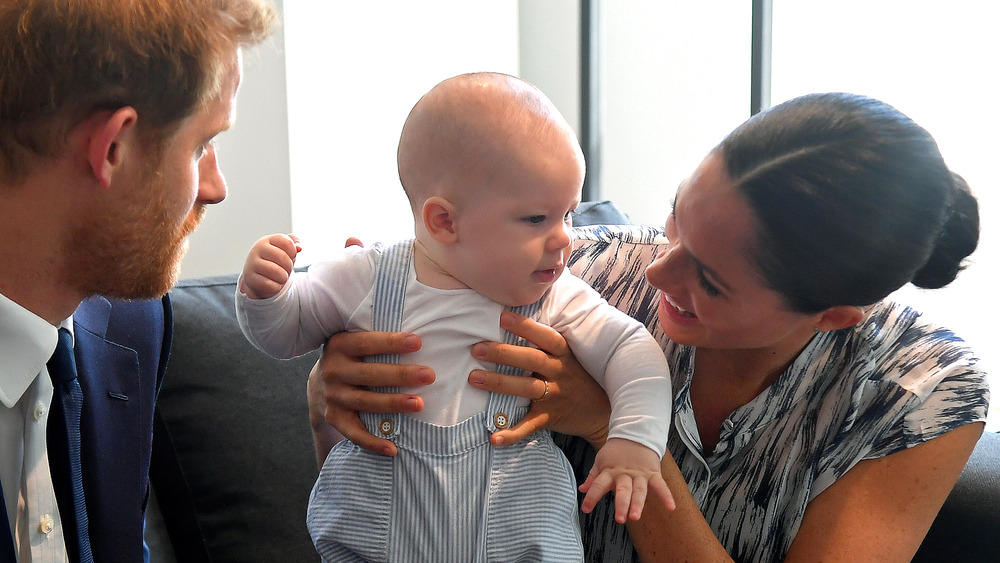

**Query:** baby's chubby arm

left=239, top=233, right=302, bottom=299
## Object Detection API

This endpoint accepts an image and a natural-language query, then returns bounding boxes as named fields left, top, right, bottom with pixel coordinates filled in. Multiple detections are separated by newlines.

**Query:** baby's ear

left=422, top=196, right=458, bottom=243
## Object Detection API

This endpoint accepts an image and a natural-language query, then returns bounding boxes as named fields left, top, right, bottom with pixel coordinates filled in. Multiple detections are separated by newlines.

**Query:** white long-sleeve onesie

left=236, top=243, right=671, bottom=457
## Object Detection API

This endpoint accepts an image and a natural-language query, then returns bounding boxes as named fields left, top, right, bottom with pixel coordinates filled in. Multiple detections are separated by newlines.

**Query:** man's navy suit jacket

left=2, top=295, right=172, bottom=562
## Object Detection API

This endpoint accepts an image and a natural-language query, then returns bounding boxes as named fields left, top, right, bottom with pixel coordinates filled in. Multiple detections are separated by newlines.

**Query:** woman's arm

left=307, top=358, right=345, bottom=466
left=625, top=454, right=732, bottom=562
left=467, top=313, right=985, bottom=562
left=785, top=422, right=984, bottom=561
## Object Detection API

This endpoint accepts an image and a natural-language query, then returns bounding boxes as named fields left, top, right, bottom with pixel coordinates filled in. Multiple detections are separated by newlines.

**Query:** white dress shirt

left=0, top=291, right=71, bottom=562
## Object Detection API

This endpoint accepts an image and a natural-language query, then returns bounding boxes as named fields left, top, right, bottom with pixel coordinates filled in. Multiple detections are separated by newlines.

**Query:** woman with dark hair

left=311, top=92, right=988, bottom=561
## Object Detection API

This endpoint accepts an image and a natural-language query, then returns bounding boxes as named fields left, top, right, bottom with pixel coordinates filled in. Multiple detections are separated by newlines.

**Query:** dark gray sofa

left=148, top=201, right=999, bottom=562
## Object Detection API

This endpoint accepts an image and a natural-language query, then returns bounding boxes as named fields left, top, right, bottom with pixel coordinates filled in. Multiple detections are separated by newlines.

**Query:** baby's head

left=398, top=72, right=585, bottom=306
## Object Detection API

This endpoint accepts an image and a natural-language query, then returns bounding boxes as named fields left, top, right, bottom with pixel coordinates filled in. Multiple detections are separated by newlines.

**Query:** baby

left=236, top=72, right=672, bottom=562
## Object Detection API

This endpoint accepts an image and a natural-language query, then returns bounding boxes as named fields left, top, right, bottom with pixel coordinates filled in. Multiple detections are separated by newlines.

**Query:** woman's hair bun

left=911, top=171, right=980, bottom=289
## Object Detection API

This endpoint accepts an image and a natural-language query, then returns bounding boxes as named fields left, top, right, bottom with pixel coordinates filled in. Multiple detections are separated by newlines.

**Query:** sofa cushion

left=151, top=274, right=322, bottom=562
left=913, top=430, right=1000, bottom=562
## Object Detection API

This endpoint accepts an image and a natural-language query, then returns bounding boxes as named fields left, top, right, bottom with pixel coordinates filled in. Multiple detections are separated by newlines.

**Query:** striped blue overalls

left=306, top=240, right=584, bottom=562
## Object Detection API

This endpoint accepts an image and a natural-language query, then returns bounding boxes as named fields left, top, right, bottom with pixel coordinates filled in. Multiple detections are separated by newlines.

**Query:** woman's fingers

left=489, top=409, right=550, bottom=446
left=319, top=331, right=432, bottom=389
left=467, top=368, right=548, bottom=400
left=315, top=330, right=434, bottom=456
left=499, top=311, right=571, bottom=356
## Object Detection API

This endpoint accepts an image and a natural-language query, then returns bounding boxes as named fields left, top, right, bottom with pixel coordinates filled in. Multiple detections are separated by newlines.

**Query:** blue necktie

left=47, top=328, right=94, bottom=563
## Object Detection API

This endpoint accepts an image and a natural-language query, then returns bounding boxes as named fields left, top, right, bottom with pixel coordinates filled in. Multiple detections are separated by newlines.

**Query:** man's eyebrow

left=204, top=120, right=232, bottom=142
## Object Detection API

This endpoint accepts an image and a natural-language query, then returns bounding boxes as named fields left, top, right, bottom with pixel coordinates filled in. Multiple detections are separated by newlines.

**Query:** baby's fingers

left=579, top=470, right=614, bottom=515
left=649, top=473, right=676, bottom=512
left=623, top=477, right=646, bottom=522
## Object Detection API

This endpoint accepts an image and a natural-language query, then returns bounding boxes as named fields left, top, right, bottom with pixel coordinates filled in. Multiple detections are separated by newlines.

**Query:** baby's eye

left=523, top=215, right=546, bottom=225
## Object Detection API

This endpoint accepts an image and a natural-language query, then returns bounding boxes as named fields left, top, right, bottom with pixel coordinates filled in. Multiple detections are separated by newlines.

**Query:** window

left=771, top=0, right=998, bottom=425
left=599, top=1, right=996, bottom=426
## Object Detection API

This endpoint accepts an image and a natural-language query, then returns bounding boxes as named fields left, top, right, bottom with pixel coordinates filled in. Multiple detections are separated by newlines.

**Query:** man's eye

left=195, top=140, right=217, bottom=161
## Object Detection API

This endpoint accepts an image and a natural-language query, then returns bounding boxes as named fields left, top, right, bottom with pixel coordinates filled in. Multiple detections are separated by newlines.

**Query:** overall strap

left=359, top=240, right=413, bottom=441
left=483, top=300, right=543, bottom=433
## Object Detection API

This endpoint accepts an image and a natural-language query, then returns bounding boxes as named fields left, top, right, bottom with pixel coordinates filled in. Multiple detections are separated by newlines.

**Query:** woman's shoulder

left=568, top=225, right=669, bottom=337
left=568, top=225, right=668, bottom=295
left=838, top=299, right=989, bottom=436
left=571, top=224, right=668, bottom=247
left=858, top=300, right=983, bottom=378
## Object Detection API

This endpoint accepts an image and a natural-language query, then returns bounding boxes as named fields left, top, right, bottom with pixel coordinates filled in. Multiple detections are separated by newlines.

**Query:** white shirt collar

left=0, top=291, right=71, bottom=408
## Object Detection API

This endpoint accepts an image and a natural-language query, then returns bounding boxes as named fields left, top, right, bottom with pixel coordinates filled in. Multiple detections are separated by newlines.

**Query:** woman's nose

left=645, top=245, right=687, bottom=288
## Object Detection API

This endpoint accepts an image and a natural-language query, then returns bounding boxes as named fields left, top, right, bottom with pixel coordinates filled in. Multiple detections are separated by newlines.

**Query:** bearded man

left=0, top=1, right=276, bottom=561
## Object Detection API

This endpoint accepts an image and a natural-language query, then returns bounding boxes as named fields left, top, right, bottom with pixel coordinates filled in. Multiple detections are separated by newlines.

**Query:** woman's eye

left=663, top=214, right=677, bottom=240
left=698, top=271, right=721, bottom=297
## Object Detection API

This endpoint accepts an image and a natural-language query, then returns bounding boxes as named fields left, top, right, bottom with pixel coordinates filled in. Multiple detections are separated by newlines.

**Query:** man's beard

left=63, top=162, right=205, bottom=300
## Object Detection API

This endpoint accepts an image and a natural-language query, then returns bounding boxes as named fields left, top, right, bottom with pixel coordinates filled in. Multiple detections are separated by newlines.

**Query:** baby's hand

left=579, top=438, right=675, bottom=523
left=240, top=233, right=302, bottom=299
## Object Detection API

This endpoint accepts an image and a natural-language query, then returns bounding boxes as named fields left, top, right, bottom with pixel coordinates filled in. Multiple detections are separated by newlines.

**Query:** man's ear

left=422, top=196, right=458, bottom=243
left=86, top=107, right=139, bottom=189
left=815, top=305, right=866, bottom=332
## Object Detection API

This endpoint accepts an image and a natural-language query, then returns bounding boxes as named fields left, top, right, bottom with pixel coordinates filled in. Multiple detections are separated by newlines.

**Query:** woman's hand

left=467, top=311, right=612, bottom=448
left=310, top=330, right=435, bottom=457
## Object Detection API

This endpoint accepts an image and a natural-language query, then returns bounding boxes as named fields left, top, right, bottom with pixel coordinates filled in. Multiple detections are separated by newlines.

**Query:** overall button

left=494, top=412, right=510, bottom=429
left=378, top=418, right=394, bottom=435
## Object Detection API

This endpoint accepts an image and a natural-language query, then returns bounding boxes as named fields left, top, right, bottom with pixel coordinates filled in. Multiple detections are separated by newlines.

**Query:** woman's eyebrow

left=671, top=179, right=733, bottom=292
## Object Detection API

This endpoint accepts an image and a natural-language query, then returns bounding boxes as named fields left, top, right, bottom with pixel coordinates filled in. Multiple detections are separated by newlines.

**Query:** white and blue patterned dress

left=562, top=225, right=990, bottom=563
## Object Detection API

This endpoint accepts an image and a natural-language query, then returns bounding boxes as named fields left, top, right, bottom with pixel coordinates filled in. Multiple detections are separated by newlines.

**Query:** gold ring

left=534, top=380, right=550, bottom=402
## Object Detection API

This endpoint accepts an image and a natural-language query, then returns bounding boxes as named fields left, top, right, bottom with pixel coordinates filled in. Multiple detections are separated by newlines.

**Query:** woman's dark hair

left=718, top=93, right=979, bottom=314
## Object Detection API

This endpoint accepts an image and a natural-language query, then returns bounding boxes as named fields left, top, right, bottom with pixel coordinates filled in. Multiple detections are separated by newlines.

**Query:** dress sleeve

left=866, top=315, right=990, bottom=458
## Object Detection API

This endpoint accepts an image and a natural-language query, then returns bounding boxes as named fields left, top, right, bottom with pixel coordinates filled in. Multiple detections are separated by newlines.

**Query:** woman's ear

left=86, top=107, right=139, bottom=189
left=422, top=196, right=459, bottom=243
left=816, top=305, right=866, bottom=332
